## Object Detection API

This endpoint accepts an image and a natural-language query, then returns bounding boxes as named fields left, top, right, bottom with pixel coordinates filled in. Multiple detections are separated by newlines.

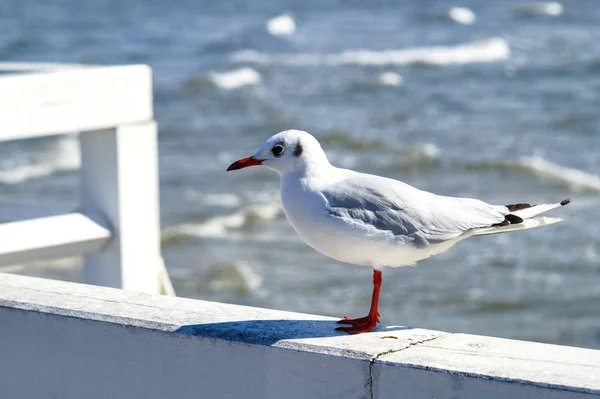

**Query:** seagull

left=226, top=130, right=570, bottom=334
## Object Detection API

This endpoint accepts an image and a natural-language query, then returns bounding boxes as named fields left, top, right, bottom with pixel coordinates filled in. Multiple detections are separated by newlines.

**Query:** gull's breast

left=280, top=176, right=441, bottom=267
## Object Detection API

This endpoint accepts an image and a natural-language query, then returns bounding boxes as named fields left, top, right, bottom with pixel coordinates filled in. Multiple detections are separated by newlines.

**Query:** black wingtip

left=492, top=213, right=524, bottom=227
left=505, top=203, right=533, bottom=212
left=505, top=214, right=524, bottom=224
left=560, top=198, right=571, bottom=206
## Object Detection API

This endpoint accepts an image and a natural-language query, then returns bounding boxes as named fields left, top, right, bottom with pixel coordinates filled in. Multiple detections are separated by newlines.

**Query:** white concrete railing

left=0, top=272, right=598, bottom=399
left=0, top=64, right=172, bottom=295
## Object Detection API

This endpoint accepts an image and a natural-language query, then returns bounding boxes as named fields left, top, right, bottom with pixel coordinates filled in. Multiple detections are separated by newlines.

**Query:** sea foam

left=233, top=38, right=510, bottom=67
left=447, top=7, right=476, bottom=25
left=266, top=13, right=296, bottom=36
left=377, top=71, right=403, bottom=86
left=209, top=68, right=261, bottom=90
left=512, top=2, right=563, bottom=17
left=202, top=261, right=263, bottom=294
left=164, top=203, right=282, bottom=239
left=468, top=156, right=600, bottom=192
left=0, top=137, right=80, bottom=184
left=519, top=156, right=600, bottom=192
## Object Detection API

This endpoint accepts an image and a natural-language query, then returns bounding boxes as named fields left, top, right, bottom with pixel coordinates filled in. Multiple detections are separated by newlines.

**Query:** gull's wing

left=321, top=170, right=508, bottom=245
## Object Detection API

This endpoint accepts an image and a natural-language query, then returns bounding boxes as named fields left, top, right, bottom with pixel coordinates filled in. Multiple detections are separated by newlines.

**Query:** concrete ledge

left=0, top=272, right=598, bottom=398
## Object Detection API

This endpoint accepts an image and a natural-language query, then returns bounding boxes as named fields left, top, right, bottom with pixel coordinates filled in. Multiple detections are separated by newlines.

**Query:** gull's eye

left=272, top=144, right=285, bottom=157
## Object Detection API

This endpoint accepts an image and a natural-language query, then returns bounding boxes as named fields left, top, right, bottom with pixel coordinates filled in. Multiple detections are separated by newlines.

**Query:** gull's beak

left=226, top=156, right=265, bottom=171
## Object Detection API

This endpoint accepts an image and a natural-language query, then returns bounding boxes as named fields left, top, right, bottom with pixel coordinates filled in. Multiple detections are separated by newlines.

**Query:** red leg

left=336, top=269, right=382, bottom=334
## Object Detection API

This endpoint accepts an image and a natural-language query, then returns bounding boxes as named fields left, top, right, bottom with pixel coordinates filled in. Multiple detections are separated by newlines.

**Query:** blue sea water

left=1, top=0, right=599, bottom=348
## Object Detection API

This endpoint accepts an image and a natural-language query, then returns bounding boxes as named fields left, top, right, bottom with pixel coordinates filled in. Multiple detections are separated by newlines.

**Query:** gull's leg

left=336, top=269, right=382, bottom=334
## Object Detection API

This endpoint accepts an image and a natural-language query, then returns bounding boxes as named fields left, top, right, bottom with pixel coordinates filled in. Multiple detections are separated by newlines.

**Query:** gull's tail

left=470, top=199, right=571, bottom=237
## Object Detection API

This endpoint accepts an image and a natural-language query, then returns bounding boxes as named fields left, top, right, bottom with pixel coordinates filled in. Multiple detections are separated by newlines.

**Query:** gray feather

left=322, top=171, right=507, bottom=245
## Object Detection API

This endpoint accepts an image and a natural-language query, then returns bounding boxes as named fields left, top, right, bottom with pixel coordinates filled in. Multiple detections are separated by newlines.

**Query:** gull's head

left=226, top=129, right=329, bottom=175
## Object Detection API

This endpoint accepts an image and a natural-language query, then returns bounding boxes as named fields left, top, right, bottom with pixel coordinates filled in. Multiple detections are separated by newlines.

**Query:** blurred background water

left=1, top=0, right=599, bottom=349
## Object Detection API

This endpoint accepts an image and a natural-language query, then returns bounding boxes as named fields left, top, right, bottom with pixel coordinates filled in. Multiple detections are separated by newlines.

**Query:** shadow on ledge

left=175, top=319, right=411, bottom=345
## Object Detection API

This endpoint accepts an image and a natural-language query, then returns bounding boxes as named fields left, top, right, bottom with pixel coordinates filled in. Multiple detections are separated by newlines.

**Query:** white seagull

left=227, top=130, right=570, bottom=334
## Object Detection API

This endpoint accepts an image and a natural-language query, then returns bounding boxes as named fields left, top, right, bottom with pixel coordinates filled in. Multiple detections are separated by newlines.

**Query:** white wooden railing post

left=80, top=121, right=162, bottom=294
left=0, top=64, right=173, bottom=294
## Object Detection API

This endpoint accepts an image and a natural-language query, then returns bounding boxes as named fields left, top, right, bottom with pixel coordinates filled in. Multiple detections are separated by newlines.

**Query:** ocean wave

left=386, top=148, right=600, bottom=191
left=266, top=13, right=296, bottom=36
left=0, top=137, right=80, bottom=184
left=377, top=71, right=403, bottom=86
left=472, top=299, right=530, bottom=313
left=404, top=143, right=441, bottom=159
left=512, top=2, right=563, bottom=17
left=319, top=132, right=440, bottom=168
left=201, top=261, right=262, bottom=295
left=390, top=143, right=442, bottom=172
left=446, top=7, right=476, bottom=25
left=232, top=38, right=509, bottom=67
left=183, top=191, right=241, bottom=208
left=163, top=203, right=282, bottom=240
left=320, top=132, right=386, bottom=150
left=466, top=156, right=600, bottom=192
left=209, top=67, right=261, bottom=90
left=519, top=156, right=600, bottom=191
left=0, top=256, right=80, bottom=273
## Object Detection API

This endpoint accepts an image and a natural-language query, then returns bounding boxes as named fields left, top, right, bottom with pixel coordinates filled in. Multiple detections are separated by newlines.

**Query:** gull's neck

left=303, top=151, right=333, bottom=175
left=282, top=149, right=339, bottom=187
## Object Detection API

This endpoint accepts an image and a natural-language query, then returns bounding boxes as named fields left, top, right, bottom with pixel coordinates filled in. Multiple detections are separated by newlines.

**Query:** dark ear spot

left=293, top=141, right=303, bottom=157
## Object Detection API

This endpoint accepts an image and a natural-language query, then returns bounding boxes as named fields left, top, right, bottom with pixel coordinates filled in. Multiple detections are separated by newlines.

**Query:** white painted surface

left=0, top=64, right=168, bottom=294
left=0, top=273, right=598, bottom=399
left=158, top=257, right=176, bottom=296
left=0, top=65, right=152, bottom=141
left=0, top=213, right=111, bottom=266
left=80, top=122, right=162, bottom=293
left=375, top=333, right=600, bottom=398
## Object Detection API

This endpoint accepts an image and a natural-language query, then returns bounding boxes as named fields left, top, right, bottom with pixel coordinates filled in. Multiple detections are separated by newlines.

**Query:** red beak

left=226, top=156, right=265, bottom=171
